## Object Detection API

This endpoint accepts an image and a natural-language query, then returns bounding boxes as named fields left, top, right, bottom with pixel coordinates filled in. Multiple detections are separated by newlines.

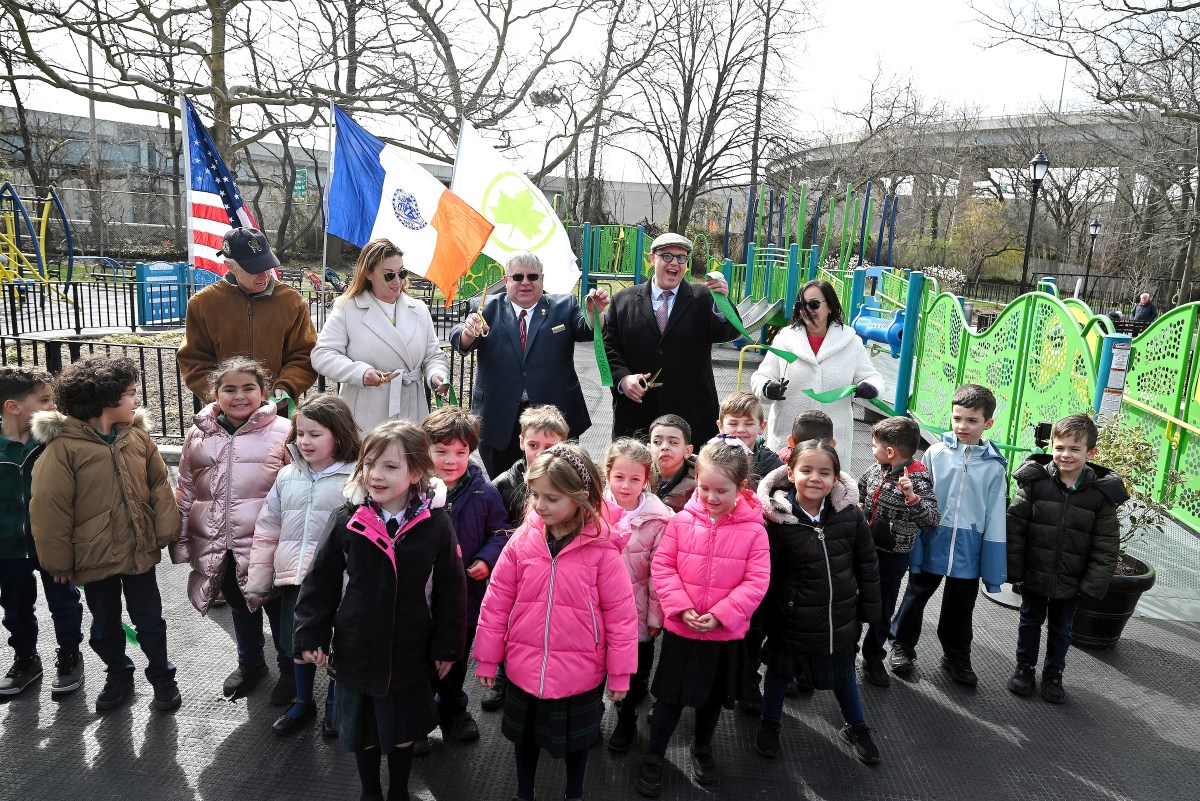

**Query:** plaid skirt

left=651, top=631, right=739, bottom=709
left=763, top=637, right=857, bottom=691
left=333, top=679, right=438, bottom=752
left=277, top=585, right=300, bottom=658
left=501, top=681, right=605, bottom=758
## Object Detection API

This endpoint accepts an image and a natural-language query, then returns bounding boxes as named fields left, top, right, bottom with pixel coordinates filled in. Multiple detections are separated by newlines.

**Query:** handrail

left=1121, top=395, right=1200, bottom=439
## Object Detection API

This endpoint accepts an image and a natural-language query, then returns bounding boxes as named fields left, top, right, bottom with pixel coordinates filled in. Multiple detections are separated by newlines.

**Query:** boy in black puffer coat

left=1006, top=414, right=1127, bottom=705
left=753, top=441, right=884, bottom=766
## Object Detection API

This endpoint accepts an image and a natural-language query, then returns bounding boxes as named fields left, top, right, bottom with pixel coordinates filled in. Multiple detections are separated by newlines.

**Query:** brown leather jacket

left=29, top=410, right=180, bottom=584
left=178, top=275, right=318, bottom=400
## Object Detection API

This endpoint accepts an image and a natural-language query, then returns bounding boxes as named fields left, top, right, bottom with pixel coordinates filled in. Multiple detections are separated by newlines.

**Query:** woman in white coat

left=750, top=279, right=884, bottom=468
left=311, top=239, right=450, bottom=433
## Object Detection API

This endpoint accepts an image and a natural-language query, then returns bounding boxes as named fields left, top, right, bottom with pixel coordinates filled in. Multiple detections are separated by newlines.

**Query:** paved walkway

left=2, top=344, right=1199, bottom=801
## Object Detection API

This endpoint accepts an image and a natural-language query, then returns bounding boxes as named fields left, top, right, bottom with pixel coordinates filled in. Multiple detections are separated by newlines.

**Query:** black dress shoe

left=941, top=656, right=978, bottom=687
left=863, top=660, right=891, bottom=687
left=635, top=754, right=663, bottom=798
left=322, top=706, right=338, bottom=738
left=272, top=700, right=317, bottom=736
left=223, top=663, right=268, bottom=698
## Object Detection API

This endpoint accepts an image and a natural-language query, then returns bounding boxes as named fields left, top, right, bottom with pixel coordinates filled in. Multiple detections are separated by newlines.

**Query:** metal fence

left=962, top=274, right=1199, bottom=317
left=0, top=333, right=478, bottom=442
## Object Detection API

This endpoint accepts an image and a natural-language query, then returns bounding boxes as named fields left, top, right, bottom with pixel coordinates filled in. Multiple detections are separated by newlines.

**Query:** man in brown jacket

left=178, top=228, right=317, bottom=403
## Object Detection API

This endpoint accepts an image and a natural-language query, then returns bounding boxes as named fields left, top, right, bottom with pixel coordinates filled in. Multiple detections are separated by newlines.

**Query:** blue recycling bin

left=135, top=261, right=188, bottom=326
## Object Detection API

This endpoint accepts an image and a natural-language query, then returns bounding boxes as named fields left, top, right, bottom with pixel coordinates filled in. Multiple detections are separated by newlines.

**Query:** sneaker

left=863, top=659, right=891, bottom=688
left=322, top=706, right=338, bottom=738
left=51, top=650, right=84, bottom=696
left=608, top=710, right=638, bottom=753
left=887, top=646, right=914, bottom=675
left=754, top=717, right=781, bottom=759
left=1041, top=670, right=1066, bottom=704
left=480, top=683, right=506, bottom=711
left=1007, top=664, right=1036, bottom=697
left=635, top=754, right=664, bottom=798
left=838, top=722, right=881, bottom=765
left=270, top=671, right=297, bottom=706
left=442, top=711, right=480, bottom=741
left=152, top=680, right=182, bottom=712
left=272, top=699, right=316, bottom=735
left=95, top=672, right=134, bottom=712
left=0, top=654, right=43, bottom=696
left=941, top=656, right=978, bottom=687
left=413, top=735, right=430, bottom=756
left=689, top=744, right=719, bottom=786
left=223, top=662, right=268, bottom=698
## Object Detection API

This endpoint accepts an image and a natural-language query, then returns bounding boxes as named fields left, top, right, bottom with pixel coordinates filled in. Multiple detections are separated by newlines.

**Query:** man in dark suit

left=604, top=232, right=737, bottom=443
left=450, top=251, right=609, bottom=477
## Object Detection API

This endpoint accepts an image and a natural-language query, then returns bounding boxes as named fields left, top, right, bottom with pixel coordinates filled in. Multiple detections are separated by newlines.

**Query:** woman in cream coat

left=311, top=239, right=450, bottom=433
left=750, top=280, right=884, bottom=468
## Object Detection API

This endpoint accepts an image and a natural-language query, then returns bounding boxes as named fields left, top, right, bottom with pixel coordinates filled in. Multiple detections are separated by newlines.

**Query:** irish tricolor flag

left=326, top=106, right=493, bottom=303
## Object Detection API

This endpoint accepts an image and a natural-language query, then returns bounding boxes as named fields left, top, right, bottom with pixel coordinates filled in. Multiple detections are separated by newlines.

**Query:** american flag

left=181, top=95, right=257, bottom=275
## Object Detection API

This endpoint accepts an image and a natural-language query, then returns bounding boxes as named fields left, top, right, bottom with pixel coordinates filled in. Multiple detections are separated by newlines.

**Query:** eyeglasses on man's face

left=508, top=272, right=541, bottom=283
left=655, top=252, right=690, bottom=264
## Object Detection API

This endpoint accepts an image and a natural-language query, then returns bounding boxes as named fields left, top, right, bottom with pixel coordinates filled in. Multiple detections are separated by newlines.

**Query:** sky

left=11, top=0, right=1090, bottom=181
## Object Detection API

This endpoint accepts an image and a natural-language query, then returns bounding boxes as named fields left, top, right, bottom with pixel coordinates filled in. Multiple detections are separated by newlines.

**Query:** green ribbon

left=705, top=271, right=797, bottom=363
left=124, top=623, right=139, bottom=645
left=591, top=304, right=613, bottom=387
left=434, top=385, right=459, bottom=408
left=274, top=390, right=297, bottom=419
left=800, top=385, right=1035, bottom=454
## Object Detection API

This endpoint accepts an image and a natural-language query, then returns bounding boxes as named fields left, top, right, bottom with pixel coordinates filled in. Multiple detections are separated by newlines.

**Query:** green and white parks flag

left=451, top=120, right=580, bottom=294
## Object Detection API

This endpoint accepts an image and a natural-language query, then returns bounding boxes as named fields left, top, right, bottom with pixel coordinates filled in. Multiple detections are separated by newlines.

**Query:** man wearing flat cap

left=603, top=232, right=737, bottom=442
left=179, top=227, right=318, bottom=404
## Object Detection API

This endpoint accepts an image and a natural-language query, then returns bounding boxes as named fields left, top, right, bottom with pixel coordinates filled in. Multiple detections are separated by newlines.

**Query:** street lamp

left=1083, top=218, right=1101, bottom=299
left=1019, top=152, right=1050, bottom=295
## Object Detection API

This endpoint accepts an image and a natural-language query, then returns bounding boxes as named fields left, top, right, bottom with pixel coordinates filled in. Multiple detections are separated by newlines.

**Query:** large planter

left=1071, top=555, right=1157, bottom=648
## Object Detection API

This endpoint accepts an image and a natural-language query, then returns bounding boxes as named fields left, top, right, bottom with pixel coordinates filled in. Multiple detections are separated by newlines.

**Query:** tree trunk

left=748, top=0, right=772, bottom=190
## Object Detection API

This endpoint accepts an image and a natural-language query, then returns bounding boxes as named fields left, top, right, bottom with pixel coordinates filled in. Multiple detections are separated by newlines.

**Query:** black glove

left=764, top=379, right=789, bottom=401
left=854, top=383, right=879, bottom=400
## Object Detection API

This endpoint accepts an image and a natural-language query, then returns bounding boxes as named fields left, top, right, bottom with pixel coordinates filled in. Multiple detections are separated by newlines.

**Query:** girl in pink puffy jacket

left=474, top=444, right=638, bottom=801
left=172, top=357, right=291, bottom=704
left=602, top=438, right=673, bottom=754
left=635, top=440, right=771, bottom=798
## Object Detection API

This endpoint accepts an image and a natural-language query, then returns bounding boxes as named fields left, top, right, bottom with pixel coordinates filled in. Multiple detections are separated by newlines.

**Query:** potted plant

left=1070, top=414, right=1185, bottom=648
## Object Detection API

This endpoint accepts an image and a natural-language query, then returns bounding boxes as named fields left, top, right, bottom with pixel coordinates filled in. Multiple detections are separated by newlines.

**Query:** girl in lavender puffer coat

left=172, top=357, right=291, bottom=703
left=601, top=438, right=674, bottom=754
left=636, top=440, right=770, bottom=798
left=246, top=394, right=361, bottom=738
left=474, top=444, right=638, bottom=801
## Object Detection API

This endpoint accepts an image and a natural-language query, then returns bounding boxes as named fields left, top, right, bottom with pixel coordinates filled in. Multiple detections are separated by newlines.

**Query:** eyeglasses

left=380, top=270, right=407, bottom=282
left=508, top=273, right=541, bottom=283
left=655, top=252, right=690, bottom=264
left=801, top=298, right=825, bottom=310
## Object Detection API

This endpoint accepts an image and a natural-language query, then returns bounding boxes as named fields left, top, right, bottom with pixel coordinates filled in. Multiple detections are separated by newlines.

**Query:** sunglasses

left=379, top=270, right=407, bottom=282
left=656, top=252, right=690, bottom=264
left=800, top=298, right=825, bottom=311
left=508, top=273, right=541, bottom=283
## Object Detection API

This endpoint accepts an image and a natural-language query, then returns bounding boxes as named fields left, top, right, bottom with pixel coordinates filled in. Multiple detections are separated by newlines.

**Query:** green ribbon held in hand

left=591, top=304, right=613, bottom=388
left=705, top=271, right=797, bottom=363
left=434, top=384, right=460, bottom=409
left=274, top=390, right=297, bottom=419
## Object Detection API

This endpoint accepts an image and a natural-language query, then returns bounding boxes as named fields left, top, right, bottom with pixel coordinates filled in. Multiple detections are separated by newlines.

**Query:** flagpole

left=180, top=93, right=195, bottom=277
left=320, top=99, right=334, bottom=284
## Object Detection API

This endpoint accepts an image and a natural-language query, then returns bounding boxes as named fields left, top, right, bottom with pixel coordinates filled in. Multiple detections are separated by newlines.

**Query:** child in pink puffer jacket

left=475, top=444, right=638, bottom=801
left=602, top=438, right=673, bottom=754
left=635, top=440, right=770, bottom=798
left=172, top=357, right=291, bottom=704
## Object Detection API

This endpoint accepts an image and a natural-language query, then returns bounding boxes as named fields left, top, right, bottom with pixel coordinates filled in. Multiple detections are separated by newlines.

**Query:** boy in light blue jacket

left=888, top=385, right=1008, bottom=686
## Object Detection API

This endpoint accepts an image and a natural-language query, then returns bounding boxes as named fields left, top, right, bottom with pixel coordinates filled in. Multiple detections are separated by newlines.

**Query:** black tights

left=354, top=745, right=414, bottom=801
left=514, top=734, right=589, bottom=800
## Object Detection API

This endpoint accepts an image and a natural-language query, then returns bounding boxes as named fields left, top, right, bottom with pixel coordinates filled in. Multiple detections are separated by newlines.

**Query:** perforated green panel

left=456, top=254, right=503, bottom=298
left=879, top=270, right=908, bottom=315
left=590, top=226, right=639, bottom=275
left=910, top=292, right=967, bottom=430
left=961, top=300, right=1025, bottom=446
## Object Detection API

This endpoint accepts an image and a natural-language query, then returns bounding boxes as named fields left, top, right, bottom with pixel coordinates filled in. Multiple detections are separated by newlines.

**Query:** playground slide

left=736, top=296, right=784, bottom=330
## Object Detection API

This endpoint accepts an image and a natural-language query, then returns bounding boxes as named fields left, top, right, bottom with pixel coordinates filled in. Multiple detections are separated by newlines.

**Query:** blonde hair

left=349, top=420, right=435, bottom=502
left=343, top=238, right=408, bottom=300
left=719, top=391, right=765, bottom=424
left=695, top=440, right=751, bottom=489
left=525, top=443, right=608, bottom=538
left=518, top=404, right=569, bottom=440
left=604, top=437, right=656, bottom=489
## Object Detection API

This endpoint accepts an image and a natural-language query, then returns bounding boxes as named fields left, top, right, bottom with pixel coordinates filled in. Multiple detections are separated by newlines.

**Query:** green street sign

left=293, top=168, right=308, bottom=199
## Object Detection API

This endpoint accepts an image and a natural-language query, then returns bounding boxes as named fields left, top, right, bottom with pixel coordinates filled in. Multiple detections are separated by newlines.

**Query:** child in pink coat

left=636, top=440, right=770, bottom=798
left=602, top=438, right=674, bottom=754
left=475, top=444, right=638, bottom=801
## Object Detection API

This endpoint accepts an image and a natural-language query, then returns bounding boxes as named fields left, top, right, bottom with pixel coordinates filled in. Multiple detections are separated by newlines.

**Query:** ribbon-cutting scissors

left=470, top=311, right=490, bottom=338
left=639, top=369, right=664, bottom=390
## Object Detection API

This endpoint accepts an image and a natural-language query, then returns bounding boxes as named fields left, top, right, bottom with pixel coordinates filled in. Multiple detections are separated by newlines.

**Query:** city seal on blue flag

left=392, top=188, right=427, bottom=230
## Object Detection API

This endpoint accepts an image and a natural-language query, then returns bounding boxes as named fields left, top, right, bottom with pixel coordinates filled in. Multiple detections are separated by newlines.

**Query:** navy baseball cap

left=220, top=228, right=280, bottom=274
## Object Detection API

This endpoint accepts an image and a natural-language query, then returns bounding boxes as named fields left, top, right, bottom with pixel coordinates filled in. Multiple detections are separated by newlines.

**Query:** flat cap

left=649, top=232, right=693, bottom=253
left=220, top=227, right=280, bottom=275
